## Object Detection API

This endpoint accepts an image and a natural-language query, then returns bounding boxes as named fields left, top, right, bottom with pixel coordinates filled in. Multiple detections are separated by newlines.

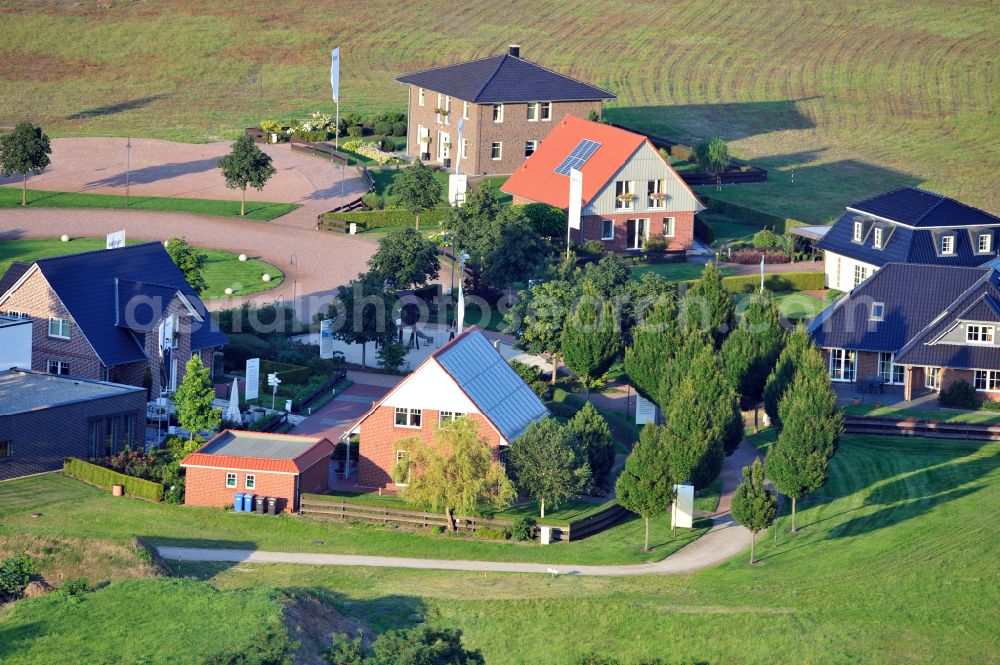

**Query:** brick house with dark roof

left=0, top=242, right=227, bottom=397
left=809, top=262, right=1000, bottom=402
left=343, top=329, right=549, bottom=489
left=816, top=187, right=1000, bottom=291
left=396, top=45, right=615, bottom=176
left=501, top=115, right=704, bottom=253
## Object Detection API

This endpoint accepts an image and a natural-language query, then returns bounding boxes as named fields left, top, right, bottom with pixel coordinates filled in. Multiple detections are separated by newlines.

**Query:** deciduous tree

left=389, top=159, right=442, bottom=229
left=561, top=281, right=621, bottom=397
left=566, top=401, right=615, bottom=487
left=0, top=122, right=51, bottom=206
left=731, top=457, right=776, bottom=564
left=173, top=355, right=221, bottom=441
left=328, top=272, right=397, bottom=368
left=165, top=236, right=208, bottom=294
left=218, top=134, right=276, bottom=216
left=368, top=227, right=440, bottom=290
left=509, top=418, right=590, bottom=518
left=505, top=279, right=576, bottom=385
left=616, top=424, right=675, bottom=551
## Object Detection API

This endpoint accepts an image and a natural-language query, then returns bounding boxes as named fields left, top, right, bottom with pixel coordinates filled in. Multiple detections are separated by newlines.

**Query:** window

left=394, top=407, right=422, bottom=428
left=225, top=473, right=237, bottom=488
left=870, top=302, right=885, bottom=321
left=979, top=233, right=992, bottom=253
left=873, top=227, right=883, bottom=248
left=444, top=96, right=451, bottom=125
left=601, top=219, right=614, bottom=240
left=493, top=104, right=504, bottom=123
left=438, top=411, right=466, bottom=425
left=461, top=139, right=468, bottom=159
left=89, top=420, right=100, bottom=458
left=498, top=445, right=509, bottom=468
left=123, top=414, right=134, bottom=449
left=853, top=221, right=863, bottom=242
left=539, top=102, right=551, bottom=120
left=527, top=102, right=538, bottom=121
left=462, top=101, right=469, bottom=120
left=966, top=324, right=995, bottom=344
left=663, top=217, right=675, bottom=238
left=104, top=416, right=118, bottom=456
left=245, top=474, right=256, bottom=490
left=48, top=317, right=70, bottom=339
left=626, top=218, right=648, bottom=251
left=524, top=140, right=538, bottom=157
left=925, top=367, right=940, bottom=390
left=0, top=441, right=11, bottom=459
left=647, top=179, right=666, bottom=208
left=878, top=352, right=904, bottom=384
left=418, top=88, right=425, bottom=107
left=829, top=348, right=857, bottom=382
left=436, top=94, right=443, bottom=123
left=491, top=141, right=502, bottom=161
left=3, top=310, right=27, bottom=318
left=941, top=235, right=955, bottom=255
left=47, top=360, right=69, bottom=375
left=974, top=370, right=1000, bottom=392
left=853, top=264, right=868, bottom=287
left=614, top=180, right=634, bottom=210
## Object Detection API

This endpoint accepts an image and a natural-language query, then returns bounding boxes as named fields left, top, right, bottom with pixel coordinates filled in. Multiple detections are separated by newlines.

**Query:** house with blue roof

left=344, top=328, right=549, bottom=488
left=816, top=187, right=1000, bottom=291
left=0, top=242, right=227, bottom=398
left=809, top=262, right=1000, bottom=403
left=396, top=45, right=615, bottom=176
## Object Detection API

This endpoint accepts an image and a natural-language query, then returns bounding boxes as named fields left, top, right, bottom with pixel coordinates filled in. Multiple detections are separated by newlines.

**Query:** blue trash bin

left=242, top=494, right=256, bottom=513
left=233, top=492, right=244, bottom=512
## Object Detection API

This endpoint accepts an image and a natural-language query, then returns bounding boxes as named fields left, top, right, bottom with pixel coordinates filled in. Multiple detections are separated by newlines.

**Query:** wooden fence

left=298, top=371, right=347, bottom=411
left=844, top=416, right=1000, bottom=441
left=680, top=168, right=768, bottom=186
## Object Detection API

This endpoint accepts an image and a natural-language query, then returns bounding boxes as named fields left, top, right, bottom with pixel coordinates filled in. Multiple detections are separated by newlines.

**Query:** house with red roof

left=501, top=115, right=705, bottom=253
left=181, top=430, right=334, bottom=512
left=343, top=329, right=549, bottom=489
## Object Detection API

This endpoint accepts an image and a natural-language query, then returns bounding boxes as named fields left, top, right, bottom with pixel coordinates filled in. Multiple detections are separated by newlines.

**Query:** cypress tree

left=623, top=294, right=680, bottom=401
left=566, top=401, right=616, bottom=487
left=731, top=457, right=777, bottom=564
left=763, top=324, right=812, bottom=426
left=616, top=424, right=676, bottom=552
left=561, top=281, right=621, bottom=397
left=684, top=262, right=734, bottom=348
left=721, top=290, right=786, bottom=404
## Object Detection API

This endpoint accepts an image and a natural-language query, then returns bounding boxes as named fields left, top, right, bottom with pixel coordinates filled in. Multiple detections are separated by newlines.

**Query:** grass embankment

left=0, top=186, right=298, bottom=221
left=843, top=402, right=1000, bottom=425
left=0, top=238, right=283, bottom=299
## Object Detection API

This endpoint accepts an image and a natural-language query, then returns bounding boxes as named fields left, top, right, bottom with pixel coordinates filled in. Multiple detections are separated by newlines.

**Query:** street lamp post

left=125, top=138, right=132, bottom=208
left=289, top=253, right=298, bottom=313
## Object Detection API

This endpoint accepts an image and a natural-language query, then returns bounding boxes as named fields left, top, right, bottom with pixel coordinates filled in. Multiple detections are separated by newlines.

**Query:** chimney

left=508, top=44, right=521, bottom=58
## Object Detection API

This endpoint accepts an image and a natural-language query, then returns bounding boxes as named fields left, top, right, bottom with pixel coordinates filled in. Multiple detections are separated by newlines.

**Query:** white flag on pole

left=568, top=168, right=583, bottom=230
left=330, top=48, right=340, bottom=102
left=456, top=279, right=466, bottom=334
left=455, top=118, right=464, bottom=173
left=759, top=255, right=765, bottom=292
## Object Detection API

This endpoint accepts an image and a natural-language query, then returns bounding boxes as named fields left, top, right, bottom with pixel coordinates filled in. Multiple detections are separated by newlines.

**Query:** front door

left=626, top=218, right=647, bottom=250
left=438, top=132, right=450, bottom=162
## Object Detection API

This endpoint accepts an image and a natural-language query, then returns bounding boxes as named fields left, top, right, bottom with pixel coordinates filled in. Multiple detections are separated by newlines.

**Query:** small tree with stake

left=173, top=355, right=221, bottom=442
left=218, top=134, right=276, bottom=216
left=731, top=457, right=776, bottom=564
left=616, top=424, right=675, bottom=552
left=508, top=418, right=590, bottom=519
left=0, top=122, right=51, bottom=206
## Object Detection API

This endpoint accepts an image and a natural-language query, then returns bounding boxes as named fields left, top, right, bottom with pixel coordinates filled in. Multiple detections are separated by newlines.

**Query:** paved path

left=156, top=440, right=761, bottom=576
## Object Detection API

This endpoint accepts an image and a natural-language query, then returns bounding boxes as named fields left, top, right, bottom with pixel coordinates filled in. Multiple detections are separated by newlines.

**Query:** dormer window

left=967, top=324, right=995, bottom=344
left=873, top=227, right=883, bottom=249
left=870, top=302, right=885, bottom=321
left=940, top=235, right=955, bottom=255
left=853, top=221, right=863, bottom=242
left=979, top=233, right=992, bottom=253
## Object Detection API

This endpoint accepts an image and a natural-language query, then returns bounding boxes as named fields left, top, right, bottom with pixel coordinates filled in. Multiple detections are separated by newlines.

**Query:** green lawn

left=700, top=211, right=762, bottom=246
left=0, top=186, right=299, bottom=221
left=771, top=290, right=826, bottom=320
left=0, top=238, right=283, bottom=299
left=477, top=176, right=512, bottom=204
left=629, top=261, right=734, bottom=282
left=370, top=167, right=450, bottom=202
left=843, top=403, right=1000, bottom=425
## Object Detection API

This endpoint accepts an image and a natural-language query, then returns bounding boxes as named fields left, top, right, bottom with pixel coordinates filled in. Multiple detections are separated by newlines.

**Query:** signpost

left=635, top=394, right=657, bottom=425
left=448, top=174, right=468, bottom=207
left=267, top=372, right=281, bottom=410
left=671, top=484, right=695, bottom=530
left=245, top=358, right=260, bottom=401
left=319, top=319, right=336, bottom=359
left=106, top=229, right=126, bottom=250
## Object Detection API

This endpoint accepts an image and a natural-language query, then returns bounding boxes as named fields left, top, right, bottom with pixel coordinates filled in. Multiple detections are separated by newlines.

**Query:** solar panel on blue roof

left=554, top=139, right=601, bottom=175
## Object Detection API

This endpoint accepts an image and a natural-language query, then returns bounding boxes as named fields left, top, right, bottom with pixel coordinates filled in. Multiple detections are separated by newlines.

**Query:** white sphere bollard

left=224, top=287, right=234, bottom=296
left=261, top=274, right=271, bottom=282
left=60, top=234, right=70, bottom=242
left=238, top=254, right=248, bottom=262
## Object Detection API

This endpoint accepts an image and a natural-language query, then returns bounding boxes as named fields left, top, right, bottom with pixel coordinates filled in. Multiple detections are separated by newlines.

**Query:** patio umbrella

left=225, top=378, right=241, bottom=423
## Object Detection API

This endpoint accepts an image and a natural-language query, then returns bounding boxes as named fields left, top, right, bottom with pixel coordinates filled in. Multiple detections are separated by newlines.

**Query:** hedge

left=260, top=360, right=311, bottom=386
left=64, top=458, right=164, bottom=502
left=681, top=271, right=825, bottom=294
left=321, top=207, right=451, bottom=231
left=700, top=195, right=808, bottom=234
left=693, top=214, right=715, bottom=244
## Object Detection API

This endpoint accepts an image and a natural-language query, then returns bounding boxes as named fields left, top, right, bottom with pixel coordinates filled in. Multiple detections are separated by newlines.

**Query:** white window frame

left=873, top=227, right=883, bottom=248
left=853, top=264, right=868, bottom=287
left=527, top=102, right=538, bottom=122
left=491, top=141, right=502, bottom=161
left=444, top=96, right=451, bottom=125
left=540, top=101, right=551, bottom=121
left=394, top=407, right=422, bottom=429
left=600, top=219, right=614, bottom=241
left=966, top=324, right=995, bottom=345
left=615, top=180, right=634, bottom=211
left=418, top=88, right=425, bottom=107
left=647, top=179, right=666, bottom=209
left=47, top=360, right=69, bottom=375
left=974, top=369, right=1000, bottom=392
left=462, top=101, right=469, bottom=120
left=436, top=93, right=443, bottom=123
left=48, top=317, right=71, bottom=339
left=877, top=352, right=904, bottom=385
left=245, top=474, right=256, bottom=490
left=853, top=221, right=863, bottom=242
left=870, top=302, right=885, bottom=321
left=225, top=472, right=237, bottom=489
left=979, top=233, right=992, bottom=253
left=829, top=348, right=857, bottom=382
left=438, top=411, right=466, bottom=425
left=925, top=367, right=940, bottom=390
left=941, top=235, right=955, bottom=255
left=663, top=217, right=675, bottom=238
left=461, top=139, right=468, bottom=159
left=626, top=218, right=649, bottom=251
left=493, top=104, right=504, bottom=123
left=524, top=140, right=537, bottom=157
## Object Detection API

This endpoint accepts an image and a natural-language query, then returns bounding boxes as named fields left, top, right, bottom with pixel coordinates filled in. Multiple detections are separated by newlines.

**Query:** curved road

left=157, top=441, right=760, bottom=576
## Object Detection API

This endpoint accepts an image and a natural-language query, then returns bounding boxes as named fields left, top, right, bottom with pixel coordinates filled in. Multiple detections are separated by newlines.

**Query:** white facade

left=824, top=251, right=880, bottom=291
left=381, top=360, right=480, bottom=416
left=0, top=316, right=32, bottom=370
left=583, top=142, right=704, bottom=217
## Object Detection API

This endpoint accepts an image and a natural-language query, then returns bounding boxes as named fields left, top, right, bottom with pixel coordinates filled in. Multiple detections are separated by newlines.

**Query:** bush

left=693, top=214, right=715, bottom=244
left=347, top=125, right=363, bottom=137
left=0, top=552, right=37, bottom=601
left=939, top=379, right=977, bottom=409
left=729, top=249, right=792, bottom=264
left=644, top=238, right=667, bottom=254
left=752, top=229, right=779, bottom=248
left=373, top=120, right=391, bottom=135
left=63, top=458, right=164, bottom=502
left=322, top=207, right=450, bottom=231
left=581, top=239, right=607, bottom=257
left=669, top=143, right=694, bottom=162
left=391, top=120, right=407, bottom=136
left=61, top=577, right=90, bottom=596
left=509, top=515, right=536, bottom=541
left=979, top=401, right=1000, bottom=412
left=476, top=527, right=510, bottom=541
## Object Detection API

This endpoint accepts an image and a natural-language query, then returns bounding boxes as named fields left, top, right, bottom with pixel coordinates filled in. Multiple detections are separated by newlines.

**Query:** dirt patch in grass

left=0, top=534, right=159, bottom=589
left=0, top=51, right=97, bottom=82
left=282, top=589, right=371, bottom=664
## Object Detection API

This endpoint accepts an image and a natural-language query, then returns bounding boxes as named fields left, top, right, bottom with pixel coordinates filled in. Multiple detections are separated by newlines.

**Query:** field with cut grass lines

left=0, top=2, right=995, bottom=222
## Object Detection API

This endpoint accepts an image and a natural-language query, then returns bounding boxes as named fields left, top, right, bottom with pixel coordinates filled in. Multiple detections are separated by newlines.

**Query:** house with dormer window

left=816, top=187, right=1000, bottom=291
left=809, top=262, right=1000, bottom=403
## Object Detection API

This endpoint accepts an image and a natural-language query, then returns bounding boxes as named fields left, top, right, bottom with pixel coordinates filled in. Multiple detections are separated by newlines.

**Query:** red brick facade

left=183, top=454, right=329, bottom=513
left=579, top=211, right=695, bottom=253
left=356, top=406, right=503, bottom=488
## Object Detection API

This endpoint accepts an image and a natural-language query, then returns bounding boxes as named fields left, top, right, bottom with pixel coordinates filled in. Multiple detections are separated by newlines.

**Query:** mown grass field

left=0, top=1, right=994, bottom=224
left=0, top=238, right=283, bottom=299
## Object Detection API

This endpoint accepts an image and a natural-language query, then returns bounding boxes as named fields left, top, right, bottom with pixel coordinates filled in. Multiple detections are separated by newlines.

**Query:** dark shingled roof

left=851, top=187, right=1000, bottom=228
left=0, top=262, right=30, bottom=299
left=396, top=53, right=615, bottom=103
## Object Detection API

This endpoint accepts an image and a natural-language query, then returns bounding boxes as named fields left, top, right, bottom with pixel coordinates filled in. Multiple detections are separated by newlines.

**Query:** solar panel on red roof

left=554, top=139, right=601, bottom=175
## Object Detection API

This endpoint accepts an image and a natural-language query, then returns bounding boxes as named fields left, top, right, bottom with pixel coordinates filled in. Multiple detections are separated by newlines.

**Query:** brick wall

left=298, top=457, right=330, bottom=495
left=580, top=211, right=694, bottom=253
left=356, top=406, right=502, bottom=488
left=184, top=466, right=298, bottom=513
left=0, top=387, right=146, bottom=481
left=938, top=367, right=1000, bottom=403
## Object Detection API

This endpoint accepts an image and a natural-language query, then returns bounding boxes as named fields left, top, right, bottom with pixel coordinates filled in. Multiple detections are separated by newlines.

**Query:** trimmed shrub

left=581, top=239, right=607, bottom=257
left=644, top=238, right=668, bottom=253
left=694, top=214, right=715, bottom=244
left=373, top=120, right=391, bottom=135
left=322, top=207, right=450, bottom=231
left=64, top=458, right=165, bottom=502
left=701, top=195, right=808, bottom=234
left=510, top=515, right=536, bottom=541
left=752, top=229, right=779, bottom=248
left=939, top=380, right=976, bottom=410
left=391, top=120, right=407, bottom=136
left=476, top=527, right=510, bottom=541
left=979, top=401, right=1000, bottom=412
left=729, top=249, right=792, bottom=264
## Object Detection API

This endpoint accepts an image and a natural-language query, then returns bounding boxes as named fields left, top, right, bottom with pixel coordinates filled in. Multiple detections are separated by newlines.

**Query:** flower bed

left=729, top=248, right=792, bottom=264
left=341, top=140, right=395, bottom=165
